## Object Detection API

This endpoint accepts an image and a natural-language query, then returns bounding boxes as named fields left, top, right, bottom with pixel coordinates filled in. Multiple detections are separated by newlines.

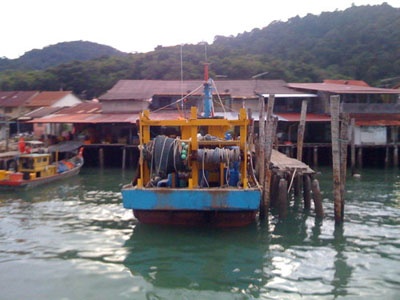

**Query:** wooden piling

left=385, top=146, right=390, bottom=168
left=357, top=147, right=363, bottom=169
left=270, top=173, right=279, bottom=207
left=294, top=174, right=301, bottom=197
left=278, top=178, right=288, bottom=219
left=297, top=100, right=307, bottom=162
left=313, top=146, right=318, bottom=168
left=258, top=95, right=266, bottom=217
left=122, top=147, right=126, bottom=169
left=303, top=174, right=312, bottom=210
left=340, top=113, right=349, bottom=219
left=393, top=126, right=399, bottom=168
left=350, top=118, right=356, bottom=175
left=262, top=95, right=276, bottom=216
left=99, top=148, right=104, bottom=168
left=330, top=95, right=343, bottom=224
left=311, top=178, right=324, bottom=218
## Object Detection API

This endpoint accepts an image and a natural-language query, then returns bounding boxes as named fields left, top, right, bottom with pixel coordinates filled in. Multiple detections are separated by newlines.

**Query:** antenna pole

left=203, top=63, right=213, bottom=117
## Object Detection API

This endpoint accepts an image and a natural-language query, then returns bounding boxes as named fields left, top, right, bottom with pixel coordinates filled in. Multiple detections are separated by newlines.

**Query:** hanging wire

left=152, top=84, right=204, bottom=113
left=211, top=79, right=227, bottom=115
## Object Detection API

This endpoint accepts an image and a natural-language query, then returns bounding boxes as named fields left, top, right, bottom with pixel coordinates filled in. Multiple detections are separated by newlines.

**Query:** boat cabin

left=18, top=153, right=56, bottom=179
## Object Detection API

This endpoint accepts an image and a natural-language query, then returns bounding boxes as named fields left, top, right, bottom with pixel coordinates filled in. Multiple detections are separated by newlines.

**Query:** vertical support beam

left=330, top=95, right=343, bottom=224
left=278, top=178, right=288, bottom=219
left=357, top=147, right=363, bottom=169
left=297, top=100, right=307, bottom=162
left=393, top=126, right=399, bottom=168
left=350, top=118, right=356, bottom=175
left=263, top=95, right=276, bottom=217
left=340, top=113, right=349, bottom=219
left=270, top=173, right=279, bottom=208
left=122, top=147, right=126, bottom=169
left=385, top=146, right=390, bottom=168
left=258, top=95, right=266, bottom=217
left=99, top=147, right=104, bottom=169
left=5, top=122, right=10, bottom=152
left=313, top=146, right=318, bottom=168
left=303, top=174, right=312, bottom=210
left=258, top=96, right=265, bottom=191
left=294, top=174, right=301, bottom=198
left=311, top=178, right=324, bottom=218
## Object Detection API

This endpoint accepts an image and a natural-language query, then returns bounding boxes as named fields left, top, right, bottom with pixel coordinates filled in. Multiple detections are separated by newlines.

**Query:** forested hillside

left=0, top=3, right=398, bottom=99
left=0, top=41, right=126, bottom=71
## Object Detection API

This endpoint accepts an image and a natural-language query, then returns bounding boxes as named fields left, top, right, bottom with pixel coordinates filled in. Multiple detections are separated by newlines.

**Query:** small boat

left=0, top=145, right=84, bottom=190
left=121, top=66, right=261, bottom=227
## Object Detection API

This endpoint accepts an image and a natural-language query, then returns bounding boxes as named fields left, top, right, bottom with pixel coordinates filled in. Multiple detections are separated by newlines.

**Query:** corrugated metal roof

left=99, top=79, right=311, bottom=101
left=355, top=120, right=400, bottom=126
left=30, top=113, right=137, bottom=124
left=350, top=113, right=400, bottom=126
left=26, top=91, right=74, bottom=107
left=55, top=101, right=102, bottom=114
left=0, top=91, right=38, bottom=107
left=20, top=106, right=66, bottom=119
left=261, top=93, right=317, bottom=98
left=27, top=100, right=133, bottom=123
left=288, top=82, right=400, bottom=94
left=323, top=79, right=370, bottom=86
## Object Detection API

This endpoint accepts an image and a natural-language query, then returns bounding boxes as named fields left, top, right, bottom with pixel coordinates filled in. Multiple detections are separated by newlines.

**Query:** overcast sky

left=1, top=0, right=398, bottom=59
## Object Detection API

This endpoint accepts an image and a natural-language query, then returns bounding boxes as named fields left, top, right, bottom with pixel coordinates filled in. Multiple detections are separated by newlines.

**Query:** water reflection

left=122, top=214, right=355, bottom=298
left=1, top=166, right=399, bottom=299
left=123, top=222, right=271, bottom=296
left=331, top=225, right=352, bottom=298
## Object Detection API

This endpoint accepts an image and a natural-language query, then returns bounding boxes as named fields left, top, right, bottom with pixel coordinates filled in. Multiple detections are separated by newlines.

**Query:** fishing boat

left=121, top=67, right=262, bottom=227
left=0, top=142, right=84, bottom=190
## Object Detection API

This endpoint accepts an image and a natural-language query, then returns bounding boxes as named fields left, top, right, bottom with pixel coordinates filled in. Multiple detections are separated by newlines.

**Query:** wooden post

left=258, top=95, right=266, bottom=217
left=303, top=174, right=312, bottom=210
left=270, top=173, right=279, bottom=208
left=262, top=95, right=276, bottom=217
left=393, top=126, right=399, bottom=168
left=311, top=178, right=324, bottom=218
left=297, top=100, right=307, bottom=162
left=122, top=147, right=126, bottom=169
left=278, top=178, right=288, bottom=219
left=99, top=147, right=104, bottom=168
left=294, top=174, right=301, bottom=197
left=313, top=146, right=318, bottom=167
left=385, top=146, right=390, bottom=168
left=330, top=95, right=343, bottom=224
left=350, top=118, right=356, bottom=175
left=357, top=147, right=363, bottom=169
left=340, top=113, right=349, bottom=219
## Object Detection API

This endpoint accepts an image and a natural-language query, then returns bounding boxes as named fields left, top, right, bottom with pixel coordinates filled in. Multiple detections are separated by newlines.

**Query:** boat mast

left=203, top=63, right=214, bottom=118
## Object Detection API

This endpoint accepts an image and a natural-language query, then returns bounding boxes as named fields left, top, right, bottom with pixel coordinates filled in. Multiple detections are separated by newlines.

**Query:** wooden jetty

left=269, top=149, right=323, bottom=219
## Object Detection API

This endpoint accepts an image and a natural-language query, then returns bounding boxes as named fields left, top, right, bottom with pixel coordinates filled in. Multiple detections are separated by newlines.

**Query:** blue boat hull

left=122, top=187, right=261, bottom=227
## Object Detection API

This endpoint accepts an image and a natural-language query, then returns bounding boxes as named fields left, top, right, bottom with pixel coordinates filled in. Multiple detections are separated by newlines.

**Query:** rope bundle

left=197, top=147, right=240, bottom=164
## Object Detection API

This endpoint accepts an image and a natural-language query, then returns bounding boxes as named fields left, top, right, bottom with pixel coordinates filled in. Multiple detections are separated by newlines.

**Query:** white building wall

left=354, top=126, right=387, bottom=145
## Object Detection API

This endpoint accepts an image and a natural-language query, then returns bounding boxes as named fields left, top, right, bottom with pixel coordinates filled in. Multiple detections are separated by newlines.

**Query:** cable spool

left=197, top=147, right=241, bottom=164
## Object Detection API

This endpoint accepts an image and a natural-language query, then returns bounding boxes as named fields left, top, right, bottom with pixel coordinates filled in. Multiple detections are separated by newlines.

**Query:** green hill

left=0, top=41, right=126, bottom=71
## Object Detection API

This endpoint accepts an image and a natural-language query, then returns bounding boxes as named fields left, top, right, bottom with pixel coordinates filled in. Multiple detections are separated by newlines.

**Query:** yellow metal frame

left=137, top=107, right=250, bottom=189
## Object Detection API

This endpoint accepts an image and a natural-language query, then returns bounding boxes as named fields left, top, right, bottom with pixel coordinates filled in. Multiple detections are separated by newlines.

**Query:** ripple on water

left=0, top=167, right=400, bottom=299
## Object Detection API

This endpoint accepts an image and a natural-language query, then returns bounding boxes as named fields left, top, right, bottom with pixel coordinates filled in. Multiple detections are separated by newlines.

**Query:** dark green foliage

left=0, top=4, right=399, bottom=99
left=0, top=41, right=126, bottom=71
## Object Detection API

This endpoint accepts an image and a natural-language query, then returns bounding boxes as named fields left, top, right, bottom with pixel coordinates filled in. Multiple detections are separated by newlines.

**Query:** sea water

left=0, top=167, right=399, bottom=299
